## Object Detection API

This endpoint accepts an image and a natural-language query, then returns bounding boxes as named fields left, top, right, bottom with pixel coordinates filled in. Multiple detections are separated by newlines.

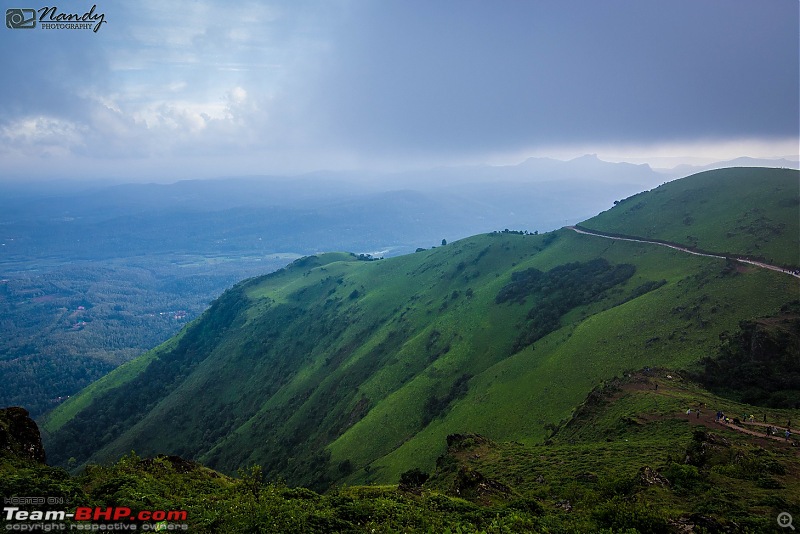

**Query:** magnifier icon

left=779, top=512, right=795, bottom=530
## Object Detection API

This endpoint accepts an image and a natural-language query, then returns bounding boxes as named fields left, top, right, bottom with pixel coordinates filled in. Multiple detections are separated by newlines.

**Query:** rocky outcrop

left=684, top=430, right=731, bottom=467
left=638, top=466, right=670, bottom=487
left=451, top=466, right=513, bottom=504
left=0, top=407, right=46, bottom=464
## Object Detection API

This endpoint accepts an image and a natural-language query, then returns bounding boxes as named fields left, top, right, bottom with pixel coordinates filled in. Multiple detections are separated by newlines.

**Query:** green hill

left=581, top=167, right=799, bottom=267
left=8, top=375, right=800, bottom=532
left=40, top=168, right=799, bottom=492
left=422, top=371, right=800, bottom=532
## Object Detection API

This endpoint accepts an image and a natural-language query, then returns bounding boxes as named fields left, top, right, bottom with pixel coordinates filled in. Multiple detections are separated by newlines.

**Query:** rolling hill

left=40, top=167, right=799, bottom=494
left=580, top=167, right=799, bottom=267
left=0, top=155, right=665, bottom=418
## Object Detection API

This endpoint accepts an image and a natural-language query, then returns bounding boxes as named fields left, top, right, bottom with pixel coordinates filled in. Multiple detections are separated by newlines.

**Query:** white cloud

left=0, top=116, right=87, bottom=158
left=229, top=86, right=247, bottom=105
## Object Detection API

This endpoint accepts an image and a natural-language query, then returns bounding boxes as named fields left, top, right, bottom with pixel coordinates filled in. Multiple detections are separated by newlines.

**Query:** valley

left=0, top=157, right=669, bottom=418
left=40, top=168, right=799, bottom=485
left=2, top=166, right=799, bottom=532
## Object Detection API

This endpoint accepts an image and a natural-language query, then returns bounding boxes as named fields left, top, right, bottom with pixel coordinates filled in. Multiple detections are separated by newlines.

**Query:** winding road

left=567, top=226, right=800, bottom=279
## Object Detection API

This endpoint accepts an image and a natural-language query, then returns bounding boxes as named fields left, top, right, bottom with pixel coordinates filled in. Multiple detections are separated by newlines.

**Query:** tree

left=441, top=239, right=447, bottom=246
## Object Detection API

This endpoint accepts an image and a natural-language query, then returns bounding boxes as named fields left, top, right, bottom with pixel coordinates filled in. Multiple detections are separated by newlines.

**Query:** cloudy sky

left=1, top=0, right=797, bottom=181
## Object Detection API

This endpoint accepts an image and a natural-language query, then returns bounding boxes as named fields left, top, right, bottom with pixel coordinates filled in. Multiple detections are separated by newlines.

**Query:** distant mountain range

left=659, top=156, right=799, bottom=176
left=9, top=153, right=793, bottom=263
left=0, top=154, right=676, bottom=264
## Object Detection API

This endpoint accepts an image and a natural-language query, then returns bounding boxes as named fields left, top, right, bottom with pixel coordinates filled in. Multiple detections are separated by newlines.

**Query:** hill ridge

left=579, top=167, right=799, bottom=267
left=39, top=167, right=800, bottom=491
left=569, top=225, right=800, bottom=277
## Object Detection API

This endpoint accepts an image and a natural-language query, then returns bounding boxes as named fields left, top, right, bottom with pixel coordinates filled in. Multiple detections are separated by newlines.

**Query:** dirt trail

left=661, top=407, right=798, bottom=449
left=712, top=418, right=792, bottom=441
left=679, top=413, right=798, bottom=450
left=616, top=378, right=798, bottom=450
left=567, top=226, right=800, bottom=279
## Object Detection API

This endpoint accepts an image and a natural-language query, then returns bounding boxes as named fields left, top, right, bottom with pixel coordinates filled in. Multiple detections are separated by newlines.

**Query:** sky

left=0, top=0, right=798, bottom=182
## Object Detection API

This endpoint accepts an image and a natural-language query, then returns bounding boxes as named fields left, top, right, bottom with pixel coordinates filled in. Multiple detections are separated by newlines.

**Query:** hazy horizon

left=0, top=153, right=798, bottom=189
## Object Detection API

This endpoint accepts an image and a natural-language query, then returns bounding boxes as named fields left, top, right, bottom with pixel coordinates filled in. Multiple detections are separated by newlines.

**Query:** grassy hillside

left=41, top=168, right=799, bottom=493
left=9, top=376, right=800, bottom=533
left=424, top=371, right=800, bottom=532
left=581, top=167, right=799, bottom=267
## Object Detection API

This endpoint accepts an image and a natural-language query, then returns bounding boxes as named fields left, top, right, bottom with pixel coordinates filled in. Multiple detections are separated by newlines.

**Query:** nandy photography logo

left=6, top=4, right=107, bottom=32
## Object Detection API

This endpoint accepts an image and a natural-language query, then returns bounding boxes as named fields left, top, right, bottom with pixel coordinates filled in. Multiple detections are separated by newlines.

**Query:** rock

left=446, top=433, right=494, bottom=450
left=669, top=513, right=731, bottom=533
left=704, top=433, right=730, bottom=447
left=451, top=466, right=512, bottom=504
left=0, top=407, right=47, bottom=464
left=555, top=499, right=572, bottom=512
left=638, top=466, right=670, bottom=487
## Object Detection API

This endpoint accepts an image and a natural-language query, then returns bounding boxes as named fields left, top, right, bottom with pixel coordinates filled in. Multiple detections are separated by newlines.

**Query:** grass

left=581, top=167, right=800, bottom=267
left=41, top=168, right=800, bottom=495
left=424, top=373, right=800, bottom=531
left=7, top=370, right=800, bottom=533
left=340, top=235, right=795, bottom=485
left=40, top=333, right=183, bottom=434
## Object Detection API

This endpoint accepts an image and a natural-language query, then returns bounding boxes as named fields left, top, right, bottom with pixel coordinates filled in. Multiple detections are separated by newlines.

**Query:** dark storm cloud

left=0, top=29, right=108, bottom=121
left=0, top=0, right=796, bottom=178
left=304, top=0, right=799, bottom=155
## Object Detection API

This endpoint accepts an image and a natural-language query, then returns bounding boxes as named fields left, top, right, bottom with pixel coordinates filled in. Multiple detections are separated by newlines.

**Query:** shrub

left=399, top=468, right=430, bottom=489
left=661, top=462, right=704, bottom=493
left=592, top=497, right=671, bottom=533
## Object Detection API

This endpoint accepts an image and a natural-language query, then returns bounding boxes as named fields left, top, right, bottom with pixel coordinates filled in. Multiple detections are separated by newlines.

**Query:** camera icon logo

left=6, top=8, right=37, bottom=29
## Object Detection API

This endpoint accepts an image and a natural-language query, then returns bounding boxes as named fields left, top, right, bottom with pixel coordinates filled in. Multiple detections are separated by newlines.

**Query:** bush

left=399, top=468, right=430, bottom=488
left=661, top=462, right=704, bottom=493
left=592, top=497, right=671, bottom=533
left=496, top=259, right=636, bottom=351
